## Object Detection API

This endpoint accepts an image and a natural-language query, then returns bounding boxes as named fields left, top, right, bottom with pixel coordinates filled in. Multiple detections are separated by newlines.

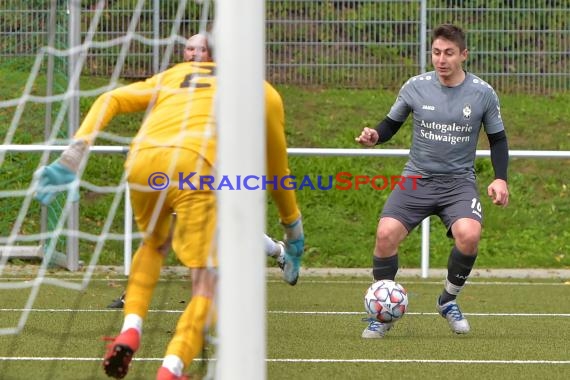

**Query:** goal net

left=0, top=0, right=266, bottom=378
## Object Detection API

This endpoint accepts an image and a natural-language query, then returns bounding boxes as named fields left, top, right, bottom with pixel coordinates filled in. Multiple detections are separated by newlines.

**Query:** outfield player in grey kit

left=356, top=24, right=509, bottom=338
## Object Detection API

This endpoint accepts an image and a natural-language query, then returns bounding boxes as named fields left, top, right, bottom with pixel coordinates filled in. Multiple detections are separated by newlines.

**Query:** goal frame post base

left=0, top=245, right=81, bottom=271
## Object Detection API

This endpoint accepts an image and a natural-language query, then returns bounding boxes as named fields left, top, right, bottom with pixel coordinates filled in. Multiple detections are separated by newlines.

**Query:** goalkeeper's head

left=184, top=34, right=213, bottom=62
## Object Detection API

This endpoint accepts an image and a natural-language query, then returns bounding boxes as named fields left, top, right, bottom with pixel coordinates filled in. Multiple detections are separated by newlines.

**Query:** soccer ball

left=364, top=280, right=408, bottom=323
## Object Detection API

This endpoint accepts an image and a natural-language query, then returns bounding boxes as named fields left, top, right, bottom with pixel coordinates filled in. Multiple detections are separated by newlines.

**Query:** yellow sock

left=124, top=244, right=164, bottom=319
left=165, top=296, right=213, bottom=367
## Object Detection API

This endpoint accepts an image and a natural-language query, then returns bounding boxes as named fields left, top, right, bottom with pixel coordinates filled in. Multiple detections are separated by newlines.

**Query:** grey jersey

left=387, top=71, right=504, bottom=179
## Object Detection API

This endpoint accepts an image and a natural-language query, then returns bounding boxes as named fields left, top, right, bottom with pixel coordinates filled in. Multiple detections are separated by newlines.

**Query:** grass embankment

left=1, top=62, right=569, bottom=269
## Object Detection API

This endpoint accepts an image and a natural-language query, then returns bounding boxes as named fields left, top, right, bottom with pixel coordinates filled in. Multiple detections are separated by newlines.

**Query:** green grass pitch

left=0, top=271, right=569, bottom=379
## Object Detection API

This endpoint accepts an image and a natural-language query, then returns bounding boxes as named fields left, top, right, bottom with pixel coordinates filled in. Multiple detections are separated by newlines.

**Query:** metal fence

left=1, top=0, right=569, bottom=93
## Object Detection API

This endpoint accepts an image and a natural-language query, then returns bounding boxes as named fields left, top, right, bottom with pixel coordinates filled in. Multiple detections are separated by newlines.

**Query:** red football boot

left=102, top=328, right=141, bottom=379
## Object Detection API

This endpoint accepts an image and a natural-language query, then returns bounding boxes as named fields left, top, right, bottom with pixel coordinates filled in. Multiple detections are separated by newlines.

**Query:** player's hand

left=355, top=127, right=379, bottom=147
left=34, top=140, right=87, bottom=206
left=487, top=179, right=509, bottom=207
left=34, top=161, right=78, bottom=205
left=281, top=216, right=305, bottom=285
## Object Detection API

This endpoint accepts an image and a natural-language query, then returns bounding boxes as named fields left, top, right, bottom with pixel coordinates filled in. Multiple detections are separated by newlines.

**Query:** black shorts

left=381, top=176, right=482, bottom=237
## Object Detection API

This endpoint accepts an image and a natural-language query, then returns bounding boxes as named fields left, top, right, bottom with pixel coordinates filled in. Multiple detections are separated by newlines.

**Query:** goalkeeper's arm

left=34, top=81, right=155, bottom=205
left=264, top=80, right=305, bottom=285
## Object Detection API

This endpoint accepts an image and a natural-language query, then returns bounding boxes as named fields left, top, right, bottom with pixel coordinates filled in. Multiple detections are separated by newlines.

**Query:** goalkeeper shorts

left=126, top=147, right=217, bottom=268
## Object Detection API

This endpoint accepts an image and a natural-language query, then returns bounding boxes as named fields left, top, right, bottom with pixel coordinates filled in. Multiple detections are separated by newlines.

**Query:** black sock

left=439, top=290, right=456, bottom=305
left=439, top=246, right=477, bottom=305
left=372, top=255, right=398, bottom=281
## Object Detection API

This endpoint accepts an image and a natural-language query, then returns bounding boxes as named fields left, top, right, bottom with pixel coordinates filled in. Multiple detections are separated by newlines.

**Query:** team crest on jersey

left=463, top=104, right=472, bottom=119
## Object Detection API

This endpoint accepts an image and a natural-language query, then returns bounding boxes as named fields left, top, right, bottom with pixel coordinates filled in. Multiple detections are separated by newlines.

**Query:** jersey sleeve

left=264, top=81, right=302, bottom=224
left=386, top=80, right=414, bottom=123
left=482, top=88, right=505, bottom=134
left=74, top=76, right=158, bottom=144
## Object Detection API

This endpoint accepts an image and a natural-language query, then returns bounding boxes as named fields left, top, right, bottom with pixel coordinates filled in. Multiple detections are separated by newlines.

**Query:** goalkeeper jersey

left=75, top=61, right=218, bottom=165
left=74, top=62, right=301, bottom=224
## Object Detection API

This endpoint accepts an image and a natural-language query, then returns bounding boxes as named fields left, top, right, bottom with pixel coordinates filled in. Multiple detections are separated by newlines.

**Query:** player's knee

left=452, top=222, right=481, bottom=252
left=157, top=239, right=172, bottom=257
left=143, top=234, right=171, bottom=254
left=191, top=268, right=217, bottom=298
left=376, top=228, right=400, bottom=255
left=376, top=219, right=407, bottom=254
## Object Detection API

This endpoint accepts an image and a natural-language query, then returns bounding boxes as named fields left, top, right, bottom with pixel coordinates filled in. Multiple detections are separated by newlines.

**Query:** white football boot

left=361, top=318, right=394, bottom=339
left=436, top=298, right=470, bottom=334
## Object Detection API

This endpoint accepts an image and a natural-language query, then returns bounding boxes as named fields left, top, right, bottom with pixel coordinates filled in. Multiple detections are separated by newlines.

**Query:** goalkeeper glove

left=281, top=216, right=304, bottom=286
left=34, top=140, right=87, bottom=206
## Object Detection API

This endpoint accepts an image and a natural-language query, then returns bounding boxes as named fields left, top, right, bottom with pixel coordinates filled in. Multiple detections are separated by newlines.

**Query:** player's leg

left=157, top=153, right=217, bottom=379
left=107, top=213, right=177, bottom=310
left=361, top=216, right=407, bottom=339
left=103, top=242, right=168, bottom=378
left=264, top=233, right=286, bottom=270
left=372, top=217, right=407, bottom=280
left=103, top=218, right=172, bottom=378
left=103, top=149, right=174, bottom=378
left=157, top=268, right=216, bottom=380
left=363, top=180, right=435, bottom=338
left=118, top=232, right=281, bottom=317
left=436, top=178, right=482, bottom=334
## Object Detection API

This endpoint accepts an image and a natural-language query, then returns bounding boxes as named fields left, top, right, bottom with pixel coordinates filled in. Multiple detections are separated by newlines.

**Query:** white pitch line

left=0, top=357, right=568, bottom=365
left=268, top=280, right=570, bottom=286
left=1, top=278, right=569, bottom=286
left=268, top=311, right=570, bottom=317
left=0, top=308, right=180, bottom=314
left=269, top=359, right=570, bottom=364
left=0, top=357, right=165, bottom=362
left=282, top=280, right=570, bottom=286
left=0, top=308, right=569, bottom=317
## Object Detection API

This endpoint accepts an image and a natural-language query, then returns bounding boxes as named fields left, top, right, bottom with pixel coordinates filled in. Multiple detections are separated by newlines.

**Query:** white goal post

left=214, top=0, right=266, bottom=379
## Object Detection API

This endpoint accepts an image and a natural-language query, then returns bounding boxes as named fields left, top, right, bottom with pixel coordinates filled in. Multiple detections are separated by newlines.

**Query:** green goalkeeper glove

left=281, top=216, right=304, bottom=286
left=34, top=140, right=87, bottom=206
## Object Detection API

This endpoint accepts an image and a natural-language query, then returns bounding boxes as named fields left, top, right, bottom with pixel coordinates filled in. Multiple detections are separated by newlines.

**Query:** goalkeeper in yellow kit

left=34, top=34, right=304, bottom=380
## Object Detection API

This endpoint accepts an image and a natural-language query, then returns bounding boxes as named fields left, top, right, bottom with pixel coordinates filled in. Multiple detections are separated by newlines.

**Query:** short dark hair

left=432, top=24, right=466, bottom=51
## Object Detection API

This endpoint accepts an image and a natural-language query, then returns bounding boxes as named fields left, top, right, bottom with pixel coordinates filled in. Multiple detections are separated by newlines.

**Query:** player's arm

left=486, top=129, right=509, bottom=206
left=355, top=117, right=403, bottom=146
left=74, top=79, right=157, bottom=144
left=265, top=82, right=301, bottom=224
left=484, top=89, right=509, bottom=206
left=483, top=88, right=509, bottom=182
left=265, top=82, right=304, bottom=285
left=374, top=117, right=404, bottom=144
left=34, top=78, right=156, bottom=205
left=487, top=130, right=509, bottom=182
